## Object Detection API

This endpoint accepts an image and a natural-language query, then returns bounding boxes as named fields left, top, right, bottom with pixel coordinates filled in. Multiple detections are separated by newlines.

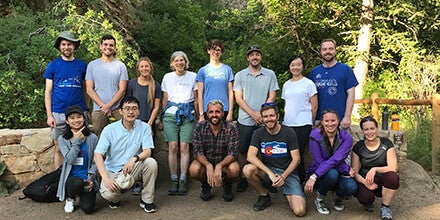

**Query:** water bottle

left=391, top=112, right=399, bottom=130
left=382, top=107, right=389, bottom=130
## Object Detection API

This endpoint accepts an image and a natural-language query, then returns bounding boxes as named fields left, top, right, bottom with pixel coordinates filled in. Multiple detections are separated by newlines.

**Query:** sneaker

left=109, top=201, right=121, bottom=209
left=222, top=180, right=234, bottom=202
left=252, top=194, right=271, bottom=212
left=364, top=204, right=374, bottom=212
left=314, top=198, right=330, bottom=215
left=132, top=182, right=143, bottom=195
left=168, top=179, right=178, bottom=195
left=140, top=200, right=157, bottom=213
left=64, top=198, right=74, bottom=213
left=236, top=177, right=248, bottom=193
left=200, top=182, right=212, bottom=201
left=177, top=180, right=188, bottom=195
left=333, top=195, right=345, bottom=211
left=381, top=206, right=393, bottom=220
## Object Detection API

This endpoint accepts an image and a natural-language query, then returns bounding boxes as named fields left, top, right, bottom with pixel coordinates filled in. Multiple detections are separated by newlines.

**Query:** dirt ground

left=1, top=150, right=440, bottom=220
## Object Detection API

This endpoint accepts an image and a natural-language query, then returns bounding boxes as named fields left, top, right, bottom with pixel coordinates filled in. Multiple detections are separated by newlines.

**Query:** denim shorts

left=266, top=166, right=305, bottom=198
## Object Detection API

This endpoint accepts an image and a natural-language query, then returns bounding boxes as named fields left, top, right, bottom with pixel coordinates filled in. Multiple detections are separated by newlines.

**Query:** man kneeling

left=189, top=100, right=240, bottom=202
left=94, top=96, right=158, bottom=213
left=243, top=103, right=306, bottom=216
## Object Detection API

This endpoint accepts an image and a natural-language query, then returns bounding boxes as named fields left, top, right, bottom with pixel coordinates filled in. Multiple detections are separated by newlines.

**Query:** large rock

left=37, top=147, right=55, bottom=173
left=0, top=134, right=22, bottom=147
left=404, top=159, right=438, bottom=191
left=0, top=144, right=30, bottom=155
left=21, top=129, right=53, bottom=153
left=11, top=171, right=45, bottom=187
left=2, top=155, right=36, bottom=174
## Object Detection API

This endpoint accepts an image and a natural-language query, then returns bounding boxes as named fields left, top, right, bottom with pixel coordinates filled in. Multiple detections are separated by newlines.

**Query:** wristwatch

left=133, top=155, right=140, bottom=162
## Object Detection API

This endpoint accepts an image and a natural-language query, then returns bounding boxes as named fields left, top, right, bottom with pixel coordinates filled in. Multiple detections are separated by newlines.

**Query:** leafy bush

left=0, top=161, right=19, bottom=197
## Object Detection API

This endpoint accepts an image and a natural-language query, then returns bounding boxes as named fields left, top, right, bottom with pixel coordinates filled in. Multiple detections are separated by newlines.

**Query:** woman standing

left=281, top=55, right=317, bottom=183
left=352, top=116, right=399, bottom=220
left=125, top=57, right=162, bottom=195
left=161, top=51, right=198, bottom=196
left=196, top=39, right=234, bottom=122
left=57, top=105, right=98, bottom=214
left=304, top=110, right=357, bottom=215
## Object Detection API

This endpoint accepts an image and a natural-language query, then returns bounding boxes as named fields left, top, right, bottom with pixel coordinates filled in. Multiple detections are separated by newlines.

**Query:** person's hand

left=84, top=180, right=94, bottom=192
left=226, top=112, right=233, bottom=122
left=213, top=164, right=223, bottom=187
left=304, top=177, right=316, bottom=193
left=272, top=174, right=285, bottom=188
left=364, top=181, right=378, bottom=190
left=198, top=115, right=205, bottom=122
left=341, top=116, right=351, bottom=129
left=73, top=127, right=85, bottom=142
left=122, top=157, right=136, bottom=175
left=103, top=177, right=120, bottom=192
left=47, top=115, right=56, bottom=128
left=205, top=164, right=215, bottom=187
left=365, top=168, right=376, bottom=185
left=349, top=167, right=356, bottom=177
left=250, top=111, right=262, bottom=125
left=100, top=103, right=111, bottom=117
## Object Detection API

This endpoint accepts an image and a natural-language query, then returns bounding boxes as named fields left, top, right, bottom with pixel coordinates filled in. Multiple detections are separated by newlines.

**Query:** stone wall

left=0, top=126, right=407, bottom=187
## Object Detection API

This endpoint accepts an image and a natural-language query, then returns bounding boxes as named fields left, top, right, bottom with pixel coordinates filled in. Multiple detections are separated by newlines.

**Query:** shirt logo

left=260, top=141, right=288, bottom=158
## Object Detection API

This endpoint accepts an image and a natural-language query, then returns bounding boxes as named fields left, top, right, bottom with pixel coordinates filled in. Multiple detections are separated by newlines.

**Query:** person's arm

left=266, top=90, right=276, bottom=103
left=197, top=81, right=205, bottom=121
left=86, top=79, right=105, bottom=110
left=314, top=132, right=353, bottom=177
left=352, top=151, right=378, bottom=190
left=101, top=80, right=128, bottom=115
left=193, top=89, right=200, bottom=117
left=44, top=79, right=55, bottom=128
left=148, top=98, right=161, bottom=126
left=247, top=146, right=277, bottom=180
left=226, top=81, right=234, bottom=121
left=275, top=149, right=300, bottom=188
left=365, top=147, right=398, bottom=185
left=341, top=87, right=355, bottom=128
left=310, top=94, right=318, bottom=124
left=122, top=148, right=152, bottom=175
left=162, top=91, right=168, bottom=109
left=234, top=90, right=262, bottom=124
left=58, top=137, right=81, bottom=164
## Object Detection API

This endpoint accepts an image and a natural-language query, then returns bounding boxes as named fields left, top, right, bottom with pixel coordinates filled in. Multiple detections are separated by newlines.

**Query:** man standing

left=189, top=100, right=240, bottom=202
left=86, top=34, right=128, bottom=136
left=44, top=31, right=87, bottom=169
left=309, top=38, right=358, bottom=128
left=233, top=45, right=279, bottom=192
left=94, top=96, right=158, bottom=213
left=243, top=103, right=306, bottom=216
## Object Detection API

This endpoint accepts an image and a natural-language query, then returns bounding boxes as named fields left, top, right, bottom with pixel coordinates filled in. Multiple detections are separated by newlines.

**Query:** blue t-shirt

left=196, top=63, right=234, bottom=112
left=309, top=62, right=358, bottom=120
left=43, top=57, right=87, bottom=113
left=70, top=141, right=89, bottom=180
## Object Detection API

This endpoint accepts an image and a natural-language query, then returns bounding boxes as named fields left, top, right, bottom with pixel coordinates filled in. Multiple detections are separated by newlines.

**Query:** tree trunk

left=353, top=0, right=374, bottom=119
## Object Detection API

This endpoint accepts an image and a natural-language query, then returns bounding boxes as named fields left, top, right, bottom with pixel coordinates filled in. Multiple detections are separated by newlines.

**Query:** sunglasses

left=261, top=102, right=276, bottom=107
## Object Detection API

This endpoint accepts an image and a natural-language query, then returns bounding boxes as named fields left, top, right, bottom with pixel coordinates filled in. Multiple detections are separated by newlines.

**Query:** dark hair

left=101, top=34, right=116, bottom=44
left=318, top=109, right=340, bottom=135
left=119, top=96, right=140, bottom=109
left=206, top=39, right=223, bottom=52
left=287, top=55, right=305, bottom=70
left=360, top=115, right=378, bottom=129
left=260, top=102, right=279, bottom=114
left=62, top=115, right=91, bottom=139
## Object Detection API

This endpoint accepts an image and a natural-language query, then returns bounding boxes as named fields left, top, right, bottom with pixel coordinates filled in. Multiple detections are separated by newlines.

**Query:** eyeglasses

left=261, top=102, right=276, bottom=107
left=122, top=106, right=139, bottom=112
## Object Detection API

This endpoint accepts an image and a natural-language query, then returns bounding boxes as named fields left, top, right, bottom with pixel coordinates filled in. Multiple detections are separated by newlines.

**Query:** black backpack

left=19, top=167, right=61, bottom=203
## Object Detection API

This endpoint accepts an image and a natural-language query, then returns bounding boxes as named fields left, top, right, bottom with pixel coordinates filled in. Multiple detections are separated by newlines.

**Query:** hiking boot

left=109, top=201, right=121, bottom=209
left=236, top=177, right=248, bottom=192
left=252, top=194, right=271, bottom=212
left=168, top=179, right=178, bottom=195
left=222, top=180, right=234, bottom=202
left=200, top=182, right=212, bottom=201
left=333, top=195, right=345, bottom=211
left=140, top=200, right=157, bottom=213
left=364, top=204, right=374, bottom=212
left=314, top=198, right=330, bottom=215
left=381, top=206, right=393, bottom=220
left=64, top=198, right=74, bottom=213
left=177, top=180, right=188, bottom=195
left=132, top=182, right=143, bottom=195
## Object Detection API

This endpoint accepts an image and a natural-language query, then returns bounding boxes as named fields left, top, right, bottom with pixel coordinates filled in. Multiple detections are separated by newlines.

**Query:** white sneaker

left=314, top=197, right=330, bottom=215
left=64, top=198, right=74, bottom=213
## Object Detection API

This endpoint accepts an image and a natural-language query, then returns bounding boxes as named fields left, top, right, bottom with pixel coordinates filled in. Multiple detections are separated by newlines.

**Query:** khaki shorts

left=162, top=113, right=194, bottom=143
left=50, top=112, right=67, bottom=140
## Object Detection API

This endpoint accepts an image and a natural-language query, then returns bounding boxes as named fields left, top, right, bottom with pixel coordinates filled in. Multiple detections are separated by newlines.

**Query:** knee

left=355, top=187, right=375, bottom=205
left=143, top=157, right=158, bottom=171
left=243, top=164, right=256, bottom=179
left=226, top=162, right=240, bottom=179
left=168, top=143, right=178, bottom=153
left=382, top=172, right=400, bottom=190
left=189, top=162, right=203, bottom=179
left=293, top=207, right=306, bottom=217
left=322, top=169, right=339, bottom=183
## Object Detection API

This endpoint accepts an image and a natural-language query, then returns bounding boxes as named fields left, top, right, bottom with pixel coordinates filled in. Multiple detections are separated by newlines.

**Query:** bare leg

left=168, top=142, right=178, bottom=176
left=382, top=187, right=397, bottom=206
left=286, top=194, right=306, bottom=217
left=243, top=164, right=266, bottom=195
left=179, top=142, right=190, bottom=177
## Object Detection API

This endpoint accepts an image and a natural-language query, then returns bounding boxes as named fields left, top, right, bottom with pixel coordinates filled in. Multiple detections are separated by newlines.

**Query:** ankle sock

left=382, top=203, right=390, bottom=208
left=171, top=174, right=178, bottom=180
left=180, top=174, right=186, bottom=181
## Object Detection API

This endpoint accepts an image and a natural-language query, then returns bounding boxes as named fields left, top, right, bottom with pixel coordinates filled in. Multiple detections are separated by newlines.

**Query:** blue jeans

left=315, top=169, right=357, bottom=197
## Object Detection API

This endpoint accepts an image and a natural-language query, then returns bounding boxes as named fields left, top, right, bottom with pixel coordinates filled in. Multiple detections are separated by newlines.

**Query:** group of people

left=44, top=31, right=399, bottom=220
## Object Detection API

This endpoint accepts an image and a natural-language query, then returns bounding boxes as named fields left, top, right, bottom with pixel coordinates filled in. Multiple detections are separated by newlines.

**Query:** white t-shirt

left=161, top=71, right=197, bottom=114
left=281, top=77, right=317, bottom=126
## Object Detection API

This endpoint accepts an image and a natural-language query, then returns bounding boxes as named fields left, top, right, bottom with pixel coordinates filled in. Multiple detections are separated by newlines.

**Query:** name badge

left=73, top=157, right=84, bottom=166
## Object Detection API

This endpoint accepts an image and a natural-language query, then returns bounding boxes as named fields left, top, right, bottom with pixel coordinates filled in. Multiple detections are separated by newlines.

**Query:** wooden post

left=432, top=94, right=440, bottom=174
left=371, top=93, right=379, bottom=121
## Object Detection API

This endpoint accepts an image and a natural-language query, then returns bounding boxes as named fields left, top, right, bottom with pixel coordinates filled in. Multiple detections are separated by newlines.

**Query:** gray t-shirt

left=85, top=58, right=128, bottom=111
left=352, top=137, right=394, bottom=177
left=233, top=66, right=279, bottom=126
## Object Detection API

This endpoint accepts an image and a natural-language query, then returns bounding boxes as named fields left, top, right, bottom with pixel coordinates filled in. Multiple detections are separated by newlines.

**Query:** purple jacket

left=306, top=128, right=353, bottom=178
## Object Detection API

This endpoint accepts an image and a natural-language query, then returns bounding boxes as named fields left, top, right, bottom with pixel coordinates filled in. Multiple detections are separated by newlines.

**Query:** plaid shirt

left=193, top=121, right=238, bottom=164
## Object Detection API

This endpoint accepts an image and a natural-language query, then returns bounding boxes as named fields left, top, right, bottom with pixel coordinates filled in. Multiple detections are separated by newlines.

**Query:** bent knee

left=382, top=172, right=400, bottom=190
left=242, top=164, right=257, bottom=178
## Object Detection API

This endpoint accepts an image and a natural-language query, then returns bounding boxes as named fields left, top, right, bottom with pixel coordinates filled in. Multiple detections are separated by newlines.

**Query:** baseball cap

left=246, top=45, right=262, bottom=55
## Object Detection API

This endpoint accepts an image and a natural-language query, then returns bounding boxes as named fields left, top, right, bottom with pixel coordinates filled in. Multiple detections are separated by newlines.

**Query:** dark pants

left=354, top=171, right=400, bottom=205
left=237, top=123, right=260, bottom=154
left=290, top=125, right=312, bottom=183
left=315, top=169, right=357, bottom=197
left=65, top=176, right=96, bottom=214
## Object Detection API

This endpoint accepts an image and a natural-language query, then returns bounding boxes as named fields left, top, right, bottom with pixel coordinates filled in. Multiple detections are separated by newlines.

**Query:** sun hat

left=54, top=31, right=80, bottom=50
left=115, top=173, right=134, bottom=189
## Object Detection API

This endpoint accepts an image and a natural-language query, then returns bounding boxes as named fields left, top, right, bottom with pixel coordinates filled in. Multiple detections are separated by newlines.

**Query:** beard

left=322, top=53, right=335, bottom=62
left=209, top=116, right=221, bottom=125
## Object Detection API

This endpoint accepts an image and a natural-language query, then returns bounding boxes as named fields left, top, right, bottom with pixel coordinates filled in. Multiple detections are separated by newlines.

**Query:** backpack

left=19, top=167, right=61, bottom=203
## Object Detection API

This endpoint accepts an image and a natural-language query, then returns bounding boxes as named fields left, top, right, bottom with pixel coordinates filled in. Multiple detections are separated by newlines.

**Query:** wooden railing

left=355, top=93, right=440, bottom=174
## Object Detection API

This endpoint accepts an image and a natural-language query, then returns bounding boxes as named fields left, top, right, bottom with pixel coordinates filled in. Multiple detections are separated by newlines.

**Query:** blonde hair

left=136, top=57, right=156, bottom=107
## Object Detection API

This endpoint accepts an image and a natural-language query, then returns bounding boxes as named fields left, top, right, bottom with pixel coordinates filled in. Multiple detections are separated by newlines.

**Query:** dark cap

left=246, top=45, right=262, bottom=56
left=65, top=105, right=84, bottom=117
left=54, top=31, right=80, bottom=50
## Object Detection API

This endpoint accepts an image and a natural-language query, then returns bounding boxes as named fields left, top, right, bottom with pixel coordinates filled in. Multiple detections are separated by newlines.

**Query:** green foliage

left=0, top=161, right=19, bottom=197
left=405, top=111, right=432, bottom=170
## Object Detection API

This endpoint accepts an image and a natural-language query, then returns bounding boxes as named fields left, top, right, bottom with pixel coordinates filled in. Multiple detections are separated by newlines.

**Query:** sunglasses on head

left=261, top=102, right=276, bottom=107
